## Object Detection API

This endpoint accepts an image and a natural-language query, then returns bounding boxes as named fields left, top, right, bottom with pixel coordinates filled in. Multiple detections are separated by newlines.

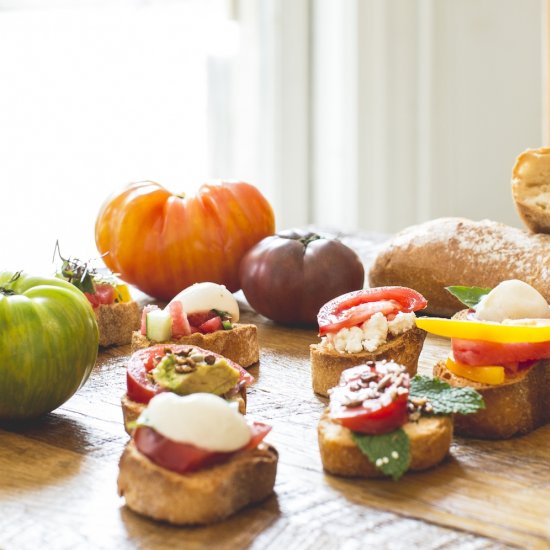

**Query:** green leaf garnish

left=410, top=375, right=485, bottom=415
left=352, top=429, right=411, bottom=481
left=445, top=285, right=491, bottom=309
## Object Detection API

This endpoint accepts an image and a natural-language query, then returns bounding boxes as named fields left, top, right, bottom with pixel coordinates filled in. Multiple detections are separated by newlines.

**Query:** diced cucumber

left=146, top=308, right=172, bottom=342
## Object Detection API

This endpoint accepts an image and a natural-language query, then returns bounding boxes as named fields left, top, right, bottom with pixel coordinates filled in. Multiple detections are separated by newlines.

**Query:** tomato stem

left=0, top=271, right=22, bottom=295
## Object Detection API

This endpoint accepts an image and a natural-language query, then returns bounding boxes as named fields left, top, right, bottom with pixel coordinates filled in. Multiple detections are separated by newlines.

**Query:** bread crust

left=96, top=301, right=141, bottom=347
left=131, top=323, right=259, bottom=368
left=310, top=327, right=426, bottom=396
left=121, top=387, right=247, bottom=434
left=318, top=410, right=452, bottom=478
left=368, top=217, right=550, bottom=317
left=117, top=441, right=278, bottom=525
left=512, top=148, right=550, bottom=234
left=434, top=359, right=550, bottom=439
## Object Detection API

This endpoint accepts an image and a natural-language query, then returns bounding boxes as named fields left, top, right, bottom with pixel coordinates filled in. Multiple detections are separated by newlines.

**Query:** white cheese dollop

left=137, top=393, right=251, bottom=452
left=474, top=279, right=550, bottom=322
left=169, top=282, right=240, bottom=322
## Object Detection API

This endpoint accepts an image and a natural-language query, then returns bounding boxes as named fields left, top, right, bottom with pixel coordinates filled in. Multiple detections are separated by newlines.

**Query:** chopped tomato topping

left=187, top=310, right=218, bottom=328
left=85, top=283, right=116, bottom=309
left=169, top=301, right=192, bottom=337
left=199, top=316, right=223, bottom=333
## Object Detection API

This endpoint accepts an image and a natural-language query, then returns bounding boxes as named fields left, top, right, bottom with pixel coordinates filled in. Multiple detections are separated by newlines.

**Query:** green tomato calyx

left=0, top=271, right=22, bottom=295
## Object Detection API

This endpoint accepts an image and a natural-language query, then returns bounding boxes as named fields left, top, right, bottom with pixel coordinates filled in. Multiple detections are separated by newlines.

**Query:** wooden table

left=1, top=236, right=549, bottom=549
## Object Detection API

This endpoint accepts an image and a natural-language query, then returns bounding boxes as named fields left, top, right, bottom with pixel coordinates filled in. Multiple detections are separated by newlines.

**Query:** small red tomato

left=239, top=230, right=365, bottom=325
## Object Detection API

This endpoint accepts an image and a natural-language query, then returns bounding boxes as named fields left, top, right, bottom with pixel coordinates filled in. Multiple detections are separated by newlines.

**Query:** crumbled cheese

left=361, top=312, right=388, bottom=352
left=387, top=311, right=416, bottom=336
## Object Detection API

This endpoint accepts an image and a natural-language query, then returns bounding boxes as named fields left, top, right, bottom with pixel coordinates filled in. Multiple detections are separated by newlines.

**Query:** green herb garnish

left=445, top=285, right=491, bottom=310
left=352, top=429, right=411, bottom=481
left=410, top=375, right=485, bottom=415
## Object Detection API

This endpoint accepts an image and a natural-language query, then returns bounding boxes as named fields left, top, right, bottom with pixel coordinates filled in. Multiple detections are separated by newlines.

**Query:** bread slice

left=310, top=327, right=426, bottom=396
left=318, top=410, right=452, bottom=478
left=131, top=323, right=259, bottom=368
left=434, top=359, right=550, bottom=439
left=121, top=386, right=247, bottom=434
left=512, top=147, right=550, bottom=234
left=118, top=441, right=278, bottom=525
left=96, top=301, right=141, bottom=347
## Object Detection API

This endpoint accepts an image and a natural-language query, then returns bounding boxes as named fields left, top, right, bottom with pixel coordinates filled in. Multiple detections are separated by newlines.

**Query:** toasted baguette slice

left=118, top=441, right=278, bottom=525
left=512, top=148, right=550, bottom=234
left=310, top=327, right=426, bottom=396
left=318, top=410, right=452, bottom=478
left=131, top=323, right=259, bottom=368
left=96, top=301, right=141, bottom=347
left=434, top=359, right=550, bottom=439
left=121, top=386, right=247, bottom=434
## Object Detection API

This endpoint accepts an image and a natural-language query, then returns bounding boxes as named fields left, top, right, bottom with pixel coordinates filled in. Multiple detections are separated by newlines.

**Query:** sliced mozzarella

left=474, top=279, right=550, bottom=322
left=138, top=393, right=251, bottom=452
left=169, top=282, right=239, bottom=322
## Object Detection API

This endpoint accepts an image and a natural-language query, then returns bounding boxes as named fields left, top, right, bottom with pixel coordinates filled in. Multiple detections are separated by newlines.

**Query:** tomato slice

left=85, top=283, right=115, bottom=308
left=199, top=316, right=223, bottom=333
left=318, top=287, right=427, bottom=335
left=452, top=338, right=550, bottom=367
left=187, top=310, right=218, bottom=328
left=126, top=344, right=254, bottom=404
left=134, top=421, right=271, bottom=474
left=329, top=363, right=410, bottom=435
left=169, top=301, right=192, bottom=337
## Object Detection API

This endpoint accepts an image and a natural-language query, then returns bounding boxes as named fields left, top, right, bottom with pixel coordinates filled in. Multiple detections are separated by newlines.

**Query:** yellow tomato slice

left=445, top=355, right=505, bottom=385
left=416, top=317, right=550, bottom=343
left=115, top=283, right=132, bottom=303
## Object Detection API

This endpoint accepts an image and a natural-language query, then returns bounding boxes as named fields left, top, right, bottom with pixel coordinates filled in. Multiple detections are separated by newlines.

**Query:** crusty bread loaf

left=369, top=217, right=550, bottom=317
left=118, top=441, right=278, bottom=525
left=318, top=410, right=452, bottom=478
left=121, top=387, right=247, bottom=434
left=96, top=301, right=141, bottom=347
left=434, top=359, right=550, bottom=439
left=310, top=327, right=426, bottom=396
left=512, top=148, right=550, bottom=234
left=131, top=323, right=259, bottom=368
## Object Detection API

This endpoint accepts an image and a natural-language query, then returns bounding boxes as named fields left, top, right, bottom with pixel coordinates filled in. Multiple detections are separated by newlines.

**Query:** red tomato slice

left=86, top=284, right=115, bottom=308
left=452, top=338, right=550, bottom=367
left=169, top=301, right=192, bottom=337
left=329, top=363, right=410, bottom=435
left=318, top=287, right=427, bottom=335
left=126, top=345, right=254, bottom=404
left=187, top=310, right=218, bottom=328
left=134, top=421, right=271, bottom=474
left=199, top=316, right=223, bottom=334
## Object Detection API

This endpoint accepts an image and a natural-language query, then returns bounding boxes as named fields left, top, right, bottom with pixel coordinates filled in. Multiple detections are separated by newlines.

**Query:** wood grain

left=1, top=295, right=547, bottom=549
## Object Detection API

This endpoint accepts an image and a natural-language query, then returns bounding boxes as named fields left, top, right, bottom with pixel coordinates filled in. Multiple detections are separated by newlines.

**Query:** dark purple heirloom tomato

left=239, top=229, right=365, bottom=325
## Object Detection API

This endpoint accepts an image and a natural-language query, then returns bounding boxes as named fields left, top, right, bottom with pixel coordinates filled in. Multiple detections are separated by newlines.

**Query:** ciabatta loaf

left=318, top=410, right=452, bottom=478
left=434, top=359, right=550, bottom=439
left=369, top=217, right=550, bottom=317
left=131, top=323, right=259, bottom=368
left=512, top=148, right=550, bottom=234
left=310, top=327, right=426, bottom=396
left=118, top=441, right=278, bottom=525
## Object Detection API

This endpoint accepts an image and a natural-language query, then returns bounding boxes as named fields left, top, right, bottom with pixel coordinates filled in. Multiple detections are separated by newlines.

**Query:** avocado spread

left=151, top=350, right=240, bottom=396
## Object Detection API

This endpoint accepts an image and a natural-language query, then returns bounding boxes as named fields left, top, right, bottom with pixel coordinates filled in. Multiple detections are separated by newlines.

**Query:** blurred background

left=0, top=0, right=544, bottom=269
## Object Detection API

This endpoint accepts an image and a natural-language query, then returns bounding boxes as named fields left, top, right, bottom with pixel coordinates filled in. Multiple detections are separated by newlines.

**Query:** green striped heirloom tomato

left=0, top=272, right=99, bottom=419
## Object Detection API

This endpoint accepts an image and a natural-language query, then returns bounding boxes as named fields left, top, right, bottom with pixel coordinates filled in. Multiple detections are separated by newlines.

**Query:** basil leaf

left=352, top=429, right=410, bottom=481
left=410, top=375, right=485, bottom=415
left=445, top=285, right=491, bottom=309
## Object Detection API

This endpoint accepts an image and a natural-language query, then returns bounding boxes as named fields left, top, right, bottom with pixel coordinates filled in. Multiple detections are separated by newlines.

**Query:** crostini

left=417, top=280, right=550, bottom=438
left=310, top=287, right=428, bottom=396
left=318, top=361, right=484, bottom=479
left=56, top=248, right=140, bottom=347
left=118, top=392, right=278, bottom=525
left=121, top=344, right=254, bottom=432
left=132, top=282, right=259, bottom=368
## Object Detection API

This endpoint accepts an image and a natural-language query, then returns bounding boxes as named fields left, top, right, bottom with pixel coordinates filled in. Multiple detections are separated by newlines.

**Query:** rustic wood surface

left=1, top=234, right=548, bottom=549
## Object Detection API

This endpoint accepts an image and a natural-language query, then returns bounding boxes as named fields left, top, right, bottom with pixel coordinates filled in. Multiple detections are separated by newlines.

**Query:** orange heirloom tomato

left=95, top=181, right=275, bottom=300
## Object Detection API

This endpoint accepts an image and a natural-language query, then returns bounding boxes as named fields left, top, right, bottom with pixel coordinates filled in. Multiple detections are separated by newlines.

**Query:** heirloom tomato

left=0, top=271, right=98, bottom=419
left=95, top=181, right=275, bottom=300
left=239, top=229, right=365, bottom=325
